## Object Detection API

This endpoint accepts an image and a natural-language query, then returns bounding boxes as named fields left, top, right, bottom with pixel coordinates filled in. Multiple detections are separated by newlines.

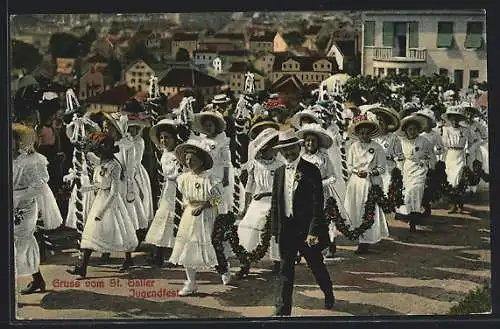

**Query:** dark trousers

left=275, top=236, right=333, bottom=315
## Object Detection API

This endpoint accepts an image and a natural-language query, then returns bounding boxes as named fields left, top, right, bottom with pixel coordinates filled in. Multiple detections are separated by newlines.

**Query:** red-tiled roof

left=269, top=74, right=305, bottom=93
left=158, top=68, right=224, bottom=88
left=172, top=33, right=199, bottom=41
left=85, top=84, right=136, bottom=105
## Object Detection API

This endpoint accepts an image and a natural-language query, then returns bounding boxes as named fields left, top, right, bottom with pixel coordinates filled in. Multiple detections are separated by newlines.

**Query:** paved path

left=16, top=186, right=491, bottom=319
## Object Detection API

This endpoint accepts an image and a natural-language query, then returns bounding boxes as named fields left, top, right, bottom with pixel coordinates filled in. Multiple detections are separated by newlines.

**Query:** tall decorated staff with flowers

left=63, top=89, right=101, bottom=252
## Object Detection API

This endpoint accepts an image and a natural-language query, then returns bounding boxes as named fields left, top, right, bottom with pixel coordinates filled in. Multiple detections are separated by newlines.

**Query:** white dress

left=237, top=157, right=282, bottom=261
left=374, top=133, right=403, bottom=194
left=168, top=171, right=221, bottom=269
left=13, top=152, right=52, bottom=276
left=420, top=130, right=444, bottom=170
left=301, top=149, right=350, bottom=241
left=344, top=141, right=389, bottom=244
left=441, top=126, right=470, bottom=187
left=326, top=128, right=348, bottom=202
left=80, top=158, right=139, bottom=252
left=132, top=136, right=154, bottom=224
left=144, top=150, right=180, bottom=248
left=396, top=136, right=433, bottom=215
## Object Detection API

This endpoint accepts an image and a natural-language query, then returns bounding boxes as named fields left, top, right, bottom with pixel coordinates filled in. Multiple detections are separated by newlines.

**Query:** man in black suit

left=271, top=129, right=335, bottom=316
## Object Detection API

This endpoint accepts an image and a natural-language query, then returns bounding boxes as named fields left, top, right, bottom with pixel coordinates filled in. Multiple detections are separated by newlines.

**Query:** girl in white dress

left=297, top=123, right=348, bottom=258
left=344, top=113, right=389, bottom=254
left=169, top=139, right=225, bottom=296
left=144, top=119, right=183, bottom=267
left=462, top=105, right=487, bottom=194
left=126, top=115, right=154, bottom=240
left=395, top=116, right=433, bottom=232
left=245, top=116, right=280, bottom=171
left=67, top=133, right=139, bottom=278
left=13, top=123, right=57, bottom=294
left=441, top=106, right=471, bottom=213
left=368, top=106, right=403, bottom=194
left=237, top=128, right=282, bottom=275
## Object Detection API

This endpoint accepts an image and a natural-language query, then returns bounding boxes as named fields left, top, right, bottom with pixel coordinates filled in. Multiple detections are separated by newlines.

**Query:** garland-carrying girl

left=395, top=115, right=433, bottom=232
left=237, top=128, right=282, bottom=275
left=441, top=106, right=471, bottom=214
left=168, top=139, right=224, bottom=296
left=144, top=119, right=184, bottom=268
left=67, top=133, right=138, bottom=279
left=344, top=113, right=389, bottom=255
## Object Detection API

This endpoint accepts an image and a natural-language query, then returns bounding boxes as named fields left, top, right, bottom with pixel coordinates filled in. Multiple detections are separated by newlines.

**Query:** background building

left=361, top=10, right=487, bottom=89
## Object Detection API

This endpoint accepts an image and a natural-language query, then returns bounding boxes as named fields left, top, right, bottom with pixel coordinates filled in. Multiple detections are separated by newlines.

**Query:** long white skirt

left=237, top=196, right=279, bottom=261
left=169, top=205, right=219, bottom=269
left=397, top=160, right=428, bottom=215
left=344, top=175, right=389, bottom=244
left=144, top=193, right=176, bottom=248
left=136, top=164, right=154, bottom=224
left=80, top=190, right=138, bottom=253
left=65, top=174, right=95, bottom=229
left=36, top=184, right=63, bottom=230
left=445, top=149, right=467, bottom=188
left=14, top=199, right=40, bottom=277
left=480, top=142, right=489, bottom=174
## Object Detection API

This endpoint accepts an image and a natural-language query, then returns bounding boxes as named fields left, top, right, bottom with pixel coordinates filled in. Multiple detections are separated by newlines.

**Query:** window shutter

left=409, top=22, right=419, bottom=48
left=465, top=22, right=483, bottom=48
left=382, top=22, right=394, bottom=47
left=364, top=21, right=375, bottom=46
left=437, top=22, right=454, bottom=48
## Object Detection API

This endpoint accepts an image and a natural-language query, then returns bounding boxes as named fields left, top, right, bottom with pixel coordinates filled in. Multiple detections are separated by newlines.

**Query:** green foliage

left=283, top=30, right=306, bottom=47
left=175, top=48, right=191, bottom=62
left=107, top=56, right=122, bottom=84
left=124, top=40, right=156, bottom=65
left=48, top=32, right=81, bottom=58
left=448, top=281, right=491, bottom=315
left=11, top=39, right=42, bottom=72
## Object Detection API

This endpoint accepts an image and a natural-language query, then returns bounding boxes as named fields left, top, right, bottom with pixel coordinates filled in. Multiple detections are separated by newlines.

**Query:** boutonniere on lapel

left=210, top=144, right=216, bottom=150
left=195, top=182, right=201, bottom=189
left=99, top=167, right=107, bottom=176
left=415, top=147, right=420, bottom=152
left=383, top=143, right=389, bottom=148
left=459, top=132, right=463, bottom=138
left=294, top=171, right=302, bottom=183
left=270, top=170, right=275, bottom=176
left=368, top=148, right=375, bottom=154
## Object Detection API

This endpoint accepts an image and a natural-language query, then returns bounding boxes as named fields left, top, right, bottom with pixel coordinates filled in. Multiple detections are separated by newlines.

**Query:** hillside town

left=11, top=11, right=491, bottom=319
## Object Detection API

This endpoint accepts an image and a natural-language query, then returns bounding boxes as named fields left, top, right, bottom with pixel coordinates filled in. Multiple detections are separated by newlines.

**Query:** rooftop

left=85, top=83, right=136, bottom=105
left=273, top=55, right=338, bottom=72
left=158, top=67, right=224, bottom=88
left=249, top=31, right=277, bottom=42
left=172, top=32, right=199, bottom=41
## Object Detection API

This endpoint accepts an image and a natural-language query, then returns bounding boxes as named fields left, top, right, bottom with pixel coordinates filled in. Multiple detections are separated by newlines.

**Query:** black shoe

left=20, top=281, right=46, bottom=295
left=119, top=259, right=134, bottom=272
left=325, top=243, right=336, bottom=259
left=355, top=243, right=369, bottom=255
left=409, top=222, right=416, bottom=232
left=422, top=205, right=431, bottom=217
left=324, top=294, right=335, bottom=310
left=66, top=266, right=87, bottom=279
left=98, top=253, right=111, bottom=264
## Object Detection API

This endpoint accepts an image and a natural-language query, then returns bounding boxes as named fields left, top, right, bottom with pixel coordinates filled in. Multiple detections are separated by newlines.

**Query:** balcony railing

left=372, top=46, right=427, bottom=62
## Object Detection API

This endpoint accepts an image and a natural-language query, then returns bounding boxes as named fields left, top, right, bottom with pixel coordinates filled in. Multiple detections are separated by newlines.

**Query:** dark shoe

left=98, top=253, right=111, bottom=264
left=20, top=280, right=46, bottom=295
left=409, top=221, right=416, bottom=232
left=119, top=259, right=134, bottom=272
left=66, top=266, right=87, bottom=279
left=324, top=294, right=335, bottom=310
left=422, top=205, right=431, bottom=217
left=235, top=262, right=250, bottom=279
left=355, top=243, right=369, bottom=254
left=273, top=308, right=291, bottom=316
left=325, top=243, right=336, bottom=259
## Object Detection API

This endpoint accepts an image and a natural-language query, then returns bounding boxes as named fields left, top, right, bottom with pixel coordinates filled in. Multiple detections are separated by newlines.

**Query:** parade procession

left=12, top=67, right=490, bottom=317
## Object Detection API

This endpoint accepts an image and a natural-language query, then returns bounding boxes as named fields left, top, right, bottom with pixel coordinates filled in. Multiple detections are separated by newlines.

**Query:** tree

left=107, top=56, right=122, bottom=84
left=283, top=31, right=306, bottom=47
left=48, top=32, right=80, bottom=58
left=175, top=48, right=191, bottom=62
left=124, top=40, right=156, bottom=65
left=79, top=26, right=98, bottom=57
left=11, top=39, right=42, bottom=72
left=109, top=21, right=120, bottom=35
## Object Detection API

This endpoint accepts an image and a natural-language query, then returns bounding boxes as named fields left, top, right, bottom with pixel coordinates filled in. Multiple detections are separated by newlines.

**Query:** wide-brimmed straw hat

left=273, top=129, right=303, bottom=149
left=149, top=118, right=178, bottom=147
left=350, top=112, right=380, bottom=139
left=290, top=109, right=322, bottom=129
left=461, top=102, right=480, bottom=116
left=249, top=116, right=280, bottom=140
left=442, top=105, right=467, bottom=123
left=397, top=115, right=428, bottom=136
left=297, top=123, right=333, bottom=149
left=416, top=108, right=437, bottom=128
left=192, top=111, right=226, bottom=135
left=102, top=112, right=125, bottom=139
left=175, top=138, right=214, bottom=171
left=368, top=106, right=401, bottom=132
left=126, top=113, right=151, bottom=130
left=253, top=128, right=280, bottom=155
left=12, top=123, right=37, bottom=153
left=211, top=94, right=231, bottom=104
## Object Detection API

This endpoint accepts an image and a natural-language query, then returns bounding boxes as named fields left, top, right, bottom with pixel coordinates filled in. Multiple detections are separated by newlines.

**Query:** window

left=382, top=22, right=394, bottom=47
left=132, top=72, right=137, bottom=76
left=470, top=70, right=480, bottom=83
left=364, top=21, right=375, bottom=46
left=321, top=64, right=324, bottom=68
left=378, top=67, right=385, bottom=76
left=439, top=68, right=449, bottom=76
left=408, top=22, right=419, bottom=48
left=138, top=85, right=142, bottom=91
left=399, top=68, right=409, bottom=76
left=387, top=68, right=396, bottom=76
left=131, top=78, right=136, bottom=83
left=138, top=78, right=142, bottom=83
left=411, top=68, right=421, bottom=76
left=465, top=22, right=484, bottom=48
left=454, top=69, right=464, bottom=89
left=437, top=22, right=454, bottom=48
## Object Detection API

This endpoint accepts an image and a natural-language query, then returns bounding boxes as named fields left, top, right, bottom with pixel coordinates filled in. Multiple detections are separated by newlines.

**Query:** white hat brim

left=175, top=142, right=213, bottom=171
left=150, top=119, right=178, bottom=148
left=297, top=128, right=333, bottom=149
left=273, top=139, right=303, bottom=149
left=192, top=112, right=226, bottom=135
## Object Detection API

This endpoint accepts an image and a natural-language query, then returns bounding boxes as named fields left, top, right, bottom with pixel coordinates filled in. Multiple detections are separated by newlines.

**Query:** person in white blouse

left=441, top=106, right=471, bottom=213
left=344, top=113, right=389, bottom=254
left=395, top=116, right=433, bottom=232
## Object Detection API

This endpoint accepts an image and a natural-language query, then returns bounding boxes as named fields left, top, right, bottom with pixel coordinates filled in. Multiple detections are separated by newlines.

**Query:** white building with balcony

left=361, top=10, right=487, bottom=89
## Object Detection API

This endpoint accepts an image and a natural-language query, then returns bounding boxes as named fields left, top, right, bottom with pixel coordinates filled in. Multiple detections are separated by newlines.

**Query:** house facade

left=193, top=50, right=219, bottom=68
left=171, top=33, right=199, bottom=57
left=124, top=59, right=156, bottom=92
left=249, top=31, right=288, bottom=53
left=270, top=56, right=338, bottom=87
left=253, top=52, right=277, bottom=75
left=85, top=83, right=136, bottom=113
left=361, top=10, right=487, bottom=89
left=227, top=62, right=266, bottom=95
left=79, top=67, right=105, bottom=100
left=157, top=67, right=224, bottom=99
